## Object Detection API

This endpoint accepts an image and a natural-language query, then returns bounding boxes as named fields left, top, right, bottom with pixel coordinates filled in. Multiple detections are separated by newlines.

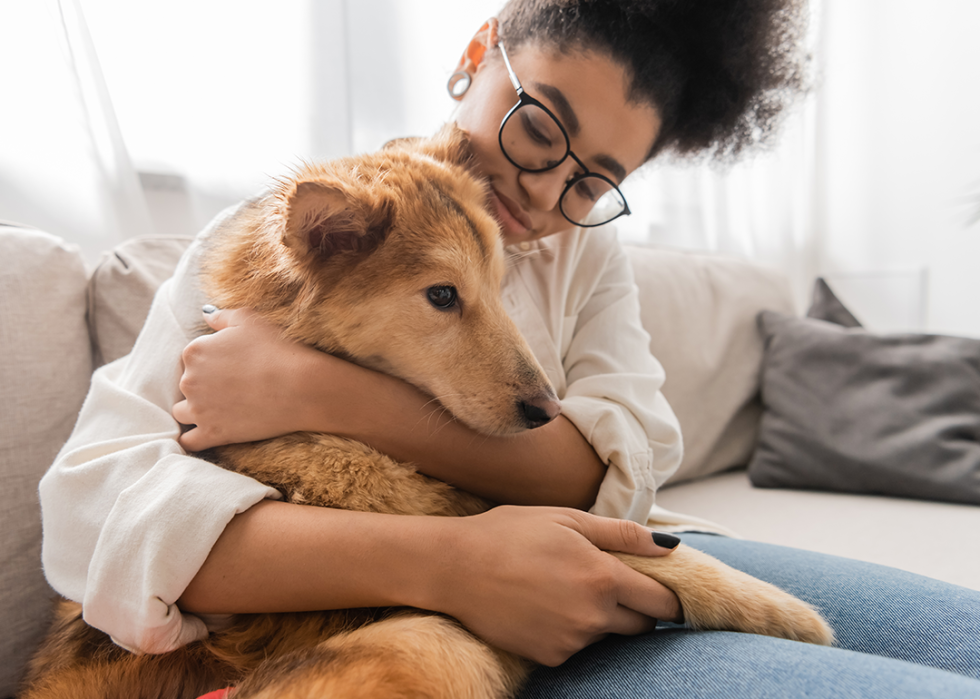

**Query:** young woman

left=40, top=1, right=980, bottom=696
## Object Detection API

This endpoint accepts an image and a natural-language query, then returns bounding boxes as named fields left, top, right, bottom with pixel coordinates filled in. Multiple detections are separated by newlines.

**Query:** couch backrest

left=627, top=245, right=796, bottom=484
left=88, top=235, right=195, bottom=366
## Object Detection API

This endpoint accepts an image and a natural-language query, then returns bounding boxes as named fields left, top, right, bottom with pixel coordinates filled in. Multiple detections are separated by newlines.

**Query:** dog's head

left=205, top=125, right=560, bottom=435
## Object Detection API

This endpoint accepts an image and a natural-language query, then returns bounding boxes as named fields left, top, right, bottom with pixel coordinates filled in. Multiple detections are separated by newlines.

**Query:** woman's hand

left=420, top=506, right=683, bottom=667
left=174, top=307, right=339, bottom=452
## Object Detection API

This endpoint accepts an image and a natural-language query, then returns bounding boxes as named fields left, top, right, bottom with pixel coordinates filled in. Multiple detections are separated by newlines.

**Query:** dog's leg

left=232, top=611, right=532, bottom=699
left=613, top=546, right=835, bottom=645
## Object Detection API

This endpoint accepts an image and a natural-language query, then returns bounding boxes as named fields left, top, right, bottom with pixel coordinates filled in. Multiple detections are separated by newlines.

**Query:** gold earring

left=447, top=71, right=472, bottom=100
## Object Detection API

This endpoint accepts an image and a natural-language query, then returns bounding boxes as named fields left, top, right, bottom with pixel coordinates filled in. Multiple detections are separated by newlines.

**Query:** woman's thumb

left=202, top=304, right=228, bottom=330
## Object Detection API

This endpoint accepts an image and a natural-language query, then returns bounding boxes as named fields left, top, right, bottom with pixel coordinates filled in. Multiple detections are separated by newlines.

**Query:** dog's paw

left=614, top=547, right=835, bottom=646
left=680, top=574, right=836, bottom=646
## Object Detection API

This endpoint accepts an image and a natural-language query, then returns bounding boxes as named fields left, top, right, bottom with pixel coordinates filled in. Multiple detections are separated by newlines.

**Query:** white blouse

left=39, top=204, right=687, bottom=656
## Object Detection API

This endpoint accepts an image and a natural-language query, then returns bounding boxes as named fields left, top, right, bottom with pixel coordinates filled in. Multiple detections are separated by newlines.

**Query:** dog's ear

left=381, top=135, right=423, bottom=152
left=282, top=181, right=393, bottom=260
left=414, top=124, right=475, bottom=169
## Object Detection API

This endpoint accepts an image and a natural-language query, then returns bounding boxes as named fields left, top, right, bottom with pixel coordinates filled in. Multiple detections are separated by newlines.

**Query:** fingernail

left=652, top=532, right=681, bottom=549
left=202, top=304, right=217, bottom=314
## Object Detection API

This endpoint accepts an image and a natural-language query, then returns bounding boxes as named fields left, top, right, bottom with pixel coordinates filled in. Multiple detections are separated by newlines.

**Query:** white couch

left=2, top=222, right=977, bottom=697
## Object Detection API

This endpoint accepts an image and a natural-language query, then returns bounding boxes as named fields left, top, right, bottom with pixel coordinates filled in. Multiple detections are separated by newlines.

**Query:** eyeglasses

left=496, top=41, right=631, bottom=228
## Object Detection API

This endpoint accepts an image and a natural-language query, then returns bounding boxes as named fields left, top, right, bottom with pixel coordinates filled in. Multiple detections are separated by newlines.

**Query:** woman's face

left=454, top=43, right=662, bottom=247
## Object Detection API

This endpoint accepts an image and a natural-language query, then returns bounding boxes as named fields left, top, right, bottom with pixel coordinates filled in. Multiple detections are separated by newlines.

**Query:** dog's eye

left=426, top=285, right=458, bottom=310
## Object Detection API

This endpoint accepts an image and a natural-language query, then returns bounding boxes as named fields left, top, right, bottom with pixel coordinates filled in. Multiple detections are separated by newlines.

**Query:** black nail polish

left=652, top=532, right=680, bottom=549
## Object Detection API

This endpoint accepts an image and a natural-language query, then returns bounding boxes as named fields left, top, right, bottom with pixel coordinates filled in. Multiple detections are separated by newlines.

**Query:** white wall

left=817, top=0, right=980, bottom=337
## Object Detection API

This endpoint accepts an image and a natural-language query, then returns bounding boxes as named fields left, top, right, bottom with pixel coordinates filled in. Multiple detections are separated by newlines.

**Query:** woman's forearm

left=179, top=500, right=451, bottom=614
left=307, top=359, right=606, bottom=509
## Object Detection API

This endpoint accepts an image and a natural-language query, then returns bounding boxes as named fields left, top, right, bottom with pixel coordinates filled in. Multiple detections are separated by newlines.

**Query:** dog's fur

left=21, top=126, right=833, bottom=699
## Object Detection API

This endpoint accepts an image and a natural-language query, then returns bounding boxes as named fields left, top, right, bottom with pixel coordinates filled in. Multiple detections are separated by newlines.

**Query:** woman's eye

left=573, top=178, right=599, bottom=203
left=520, top=111, right=553, bottom=147
left=426, top=285, right=458, bottom=310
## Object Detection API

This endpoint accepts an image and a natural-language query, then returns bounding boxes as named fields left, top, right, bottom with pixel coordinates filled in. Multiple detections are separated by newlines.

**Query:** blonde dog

left=21, top=125, right=832, bottom=699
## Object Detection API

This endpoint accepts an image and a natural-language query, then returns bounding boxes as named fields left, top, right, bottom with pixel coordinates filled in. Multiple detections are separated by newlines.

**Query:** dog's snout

left=519, top=393, right=561, bottom=430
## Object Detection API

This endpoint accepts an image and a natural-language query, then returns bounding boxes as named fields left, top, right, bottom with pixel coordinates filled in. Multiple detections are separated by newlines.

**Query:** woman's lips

left=489, top=188, right=533, bottom=237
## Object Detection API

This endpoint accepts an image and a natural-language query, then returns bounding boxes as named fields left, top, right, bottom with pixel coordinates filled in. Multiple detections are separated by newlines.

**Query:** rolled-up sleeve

left=38, top=213, right=280, bottom=654
left=504, top=229, right=683, bottom=523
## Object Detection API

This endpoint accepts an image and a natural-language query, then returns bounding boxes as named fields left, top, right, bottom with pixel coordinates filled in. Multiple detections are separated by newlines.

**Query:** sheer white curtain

left=74, top=0, right=353, bottom=247
left=0, top=0, right=152, bottom=262
left=345, top=0, right=500, bottom=153
left=47, top=0, right=497, bottom=254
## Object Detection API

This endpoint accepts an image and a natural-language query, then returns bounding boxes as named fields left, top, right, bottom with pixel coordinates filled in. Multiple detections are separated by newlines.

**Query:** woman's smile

left=489, top=186, right=534, bottom=242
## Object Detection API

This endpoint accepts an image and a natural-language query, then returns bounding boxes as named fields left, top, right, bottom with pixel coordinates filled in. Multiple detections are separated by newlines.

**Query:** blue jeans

left=518, top=534, right=980, bottom=698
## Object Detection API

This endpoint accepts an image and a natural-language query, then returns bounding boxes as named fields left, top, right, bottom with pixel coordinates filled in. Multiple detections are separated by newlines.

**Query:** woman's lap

left=518, top=534, right=980, bottom=698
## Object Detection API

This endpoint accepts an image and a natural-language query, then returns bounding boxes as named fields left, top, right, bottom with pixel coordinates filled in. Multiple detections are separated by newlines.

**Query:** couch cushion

left=0, top=225, right=92, bottom=697
left=88, top=236, right=194, bottom=365
left=627, top=246, right=796, bottom=485
left=656, top=469, right=980, bottom=591
left=748, top=279, right=980, bottom=505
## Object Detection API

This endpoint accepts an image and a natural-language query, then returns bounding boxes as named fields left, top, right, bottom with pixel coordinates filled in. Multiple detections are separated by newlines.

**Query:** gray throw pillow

left=806, top=277, right=862, bottom=328
left=748, top=280, right=980, bottom=504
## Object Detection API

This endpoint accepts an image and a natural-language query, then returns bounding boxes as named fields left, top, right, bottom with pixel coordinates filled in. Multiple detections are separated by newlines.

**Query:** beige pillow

left=626, top=245, right=796, bottom=485
left=0, top=225, right=92, bottom=696
left=88, top=236, right=194, bottom=365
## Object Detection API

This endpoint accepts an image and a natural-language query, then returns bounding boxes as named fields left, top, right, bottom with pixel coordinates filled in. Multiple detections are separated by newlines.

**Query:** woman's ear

left=447, top=18, right=499, bottom=99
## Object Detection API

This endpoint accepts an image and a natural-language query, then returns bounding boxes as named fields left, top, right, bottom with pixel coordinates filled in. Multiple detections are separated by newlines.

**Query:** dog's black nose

left=519, top=394, right=561, bottom=429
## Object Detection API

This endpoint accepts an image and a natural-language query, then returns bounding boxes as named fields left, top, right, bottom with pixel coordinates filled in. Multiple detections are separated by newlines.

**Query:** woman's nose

left=518, top=160, right=578, bottom=212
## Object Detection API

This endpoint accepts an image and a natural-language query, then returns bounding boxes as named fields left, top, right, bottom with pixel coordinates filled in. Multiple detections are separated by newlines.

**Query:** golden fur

left=21, top=125, right=832, bottom=699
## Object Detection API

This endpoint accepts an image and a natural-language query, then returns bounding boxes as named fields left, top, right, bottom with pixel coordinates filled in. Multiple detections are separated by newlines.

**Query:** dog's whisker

left=421, top=394, right=469, bottom=437
left=413, top=395, right=464, bottom=436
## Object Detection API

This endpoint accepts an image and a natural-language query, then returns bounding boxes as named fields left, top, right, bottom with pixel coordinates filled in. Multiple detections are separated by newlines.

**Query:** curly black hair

left=496, top=0, right=810, bottom=161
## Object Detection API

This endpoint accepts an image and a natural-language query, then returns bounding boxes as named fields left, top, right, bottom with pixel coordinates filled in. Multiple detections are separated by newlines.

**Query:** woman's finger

left=604, top=604, right=660, bottom=637
left=177, top=424, right=217, bottom=453
left=612, top=559, right=684, bottom=624
left=202, top=304, right=264, bottom=328
left=201, top=304, right=223, bottom=330
left=172, top=398, right=192, bottom=425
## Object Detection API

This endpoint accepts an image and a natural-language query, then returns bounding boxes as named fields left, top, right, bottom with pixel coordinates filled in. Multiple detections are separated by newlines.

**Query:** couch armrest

left=0, top=226, right=92, bottom=697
